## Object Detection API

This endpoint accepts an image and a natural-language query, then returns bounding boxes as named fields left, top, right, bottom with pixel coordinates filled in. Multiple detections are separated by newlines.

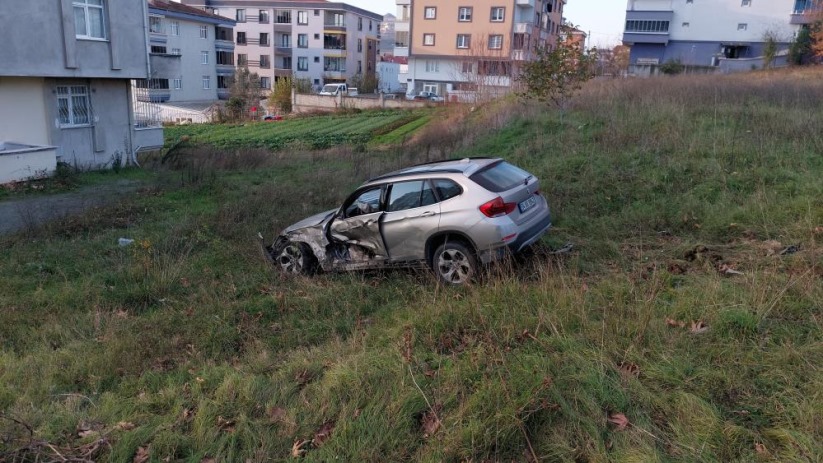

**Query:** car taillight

left=479, top=196, right=516, bottom=218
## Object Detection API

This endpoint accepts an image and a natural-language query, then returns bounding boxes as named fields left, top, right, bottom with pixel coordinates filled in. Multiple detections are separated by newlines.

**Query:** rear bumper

left=476, top=209, right=552, bottom=264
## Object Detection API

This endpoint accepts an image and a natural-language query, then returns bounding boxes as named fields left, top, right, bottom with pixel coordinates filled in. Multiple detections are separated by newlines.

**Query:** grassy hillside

left=1, top=69, right=821, bottom=462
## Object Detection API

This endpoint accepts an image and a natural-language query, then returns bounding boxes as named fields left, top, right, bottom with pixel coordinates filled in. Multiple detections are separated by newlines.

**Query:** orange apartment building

left=397, top=0, right=565, bottom=101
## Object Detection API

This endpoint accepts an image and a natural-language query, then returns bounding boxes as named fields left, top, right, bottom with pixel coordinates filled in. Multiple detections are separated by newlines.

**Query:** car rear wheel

left=275, top=241, right=317, bottom=275
left=433, top=241, right=476, bottom=285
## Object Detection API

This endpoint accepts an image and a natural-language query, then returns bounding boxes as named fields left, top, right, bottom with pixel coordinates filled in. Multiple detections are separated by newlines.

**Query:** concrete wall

left=0, top=147, right=57, bottom=184
left=42, top=79, right=156, bottom=169
left=0, top=77, right=50, bottom=146
left=0, top=0, right=149, bottom=79
left=293, top=93, right=429, bottom=112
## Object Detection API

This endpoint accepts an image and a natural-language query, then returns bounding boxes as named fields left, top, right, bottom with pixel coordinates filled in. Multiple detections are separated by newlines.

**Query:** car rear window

left=469, top=161, right=531, bottom=193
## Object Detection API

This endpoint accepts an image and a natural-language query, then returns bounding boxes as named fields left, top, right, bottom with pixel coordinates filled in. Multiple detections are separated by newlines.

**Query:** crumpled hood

left=283, top=208, right=338, bottom=234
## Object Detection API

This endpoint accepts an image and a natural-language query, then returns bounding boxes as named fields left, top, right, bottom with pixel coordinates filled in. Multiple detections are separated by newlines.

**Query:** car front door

left=381, top=179, right=440, bottom=262
left=329, top=186, right=388, bottom=260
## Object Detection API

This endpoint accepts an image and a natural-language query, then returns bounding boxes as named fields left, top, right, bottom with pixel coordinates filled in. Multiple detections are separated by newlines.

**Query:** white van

left=319, top=83, right=348, bottom=96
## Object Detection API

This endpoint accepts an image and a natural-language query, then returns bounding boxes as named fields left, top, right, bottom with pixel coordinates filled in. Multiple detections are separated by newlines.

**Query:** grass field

left=1, top=68, right=821, bottom=462
left=164, top=109, right=429, bottom=151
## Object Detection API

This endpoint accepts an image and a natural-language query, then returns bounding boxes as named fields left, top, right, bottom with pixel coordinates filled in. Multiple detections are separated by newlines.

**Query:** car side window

left=433, top=179, right=462, bottom=201
left=387, top=180, right=436, bottom=212
left=344, top=187, right=382, bottom=217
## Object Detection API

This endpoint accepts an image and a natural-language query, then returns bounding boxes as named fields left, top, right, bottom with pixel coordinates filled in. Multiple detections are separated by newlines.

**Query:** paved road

left=0, top=179, right=142, bottom=235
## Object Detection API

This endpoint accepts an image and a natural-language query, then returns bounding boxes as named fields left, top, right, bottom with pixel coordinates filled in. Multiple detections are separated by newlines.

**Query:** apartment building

left=181, top=1, right=382, bottom=90
left=400, top=0, right=565, bottom=101
left=144, top=1, right=236, bottom=106
left=623, top=0, right=802, bottom=74
left=0, top=0, right=162, bottom=178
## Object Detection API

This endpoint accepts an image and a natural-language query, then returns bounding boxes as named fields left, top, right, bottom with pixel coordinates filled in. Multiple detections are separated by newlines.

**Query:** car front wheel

left=275, top=241, right=317, bottom=275
left=432, top=241, right=476, bottom=285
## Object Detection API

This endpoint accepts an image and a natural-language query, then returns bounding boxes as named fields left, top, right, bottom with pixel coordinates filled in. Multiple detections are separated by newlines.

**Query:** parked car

left=261, top=158, right=552, bottom=284
left=319, top=83, right=357, bottom=96
left=408, top=91, right=445, bottom=102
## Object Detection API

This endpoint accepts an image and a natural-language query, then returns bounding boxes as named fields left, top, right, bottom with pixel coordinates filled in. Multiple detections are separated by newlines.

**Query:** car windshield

left=469, top=161, right=531, bottom=193
left=321, top=85, right=339, bottom=93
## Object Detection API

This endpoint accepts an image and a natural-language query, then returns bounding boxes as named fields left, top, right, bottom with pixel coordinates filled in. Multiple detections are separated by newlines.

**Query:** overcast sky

left=345, top=0, right=627, bottom=47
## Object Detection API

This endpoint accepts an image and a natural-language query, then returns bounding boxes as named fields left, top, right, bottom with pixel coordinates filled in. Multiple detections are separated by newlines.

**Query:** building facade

left=0, top=0, right=162, bottom=177
left=623, top=0, right=804, bottom=74
left=181, top=1, right=383, bottom=91
left=400, top=0, right=565, bottom=101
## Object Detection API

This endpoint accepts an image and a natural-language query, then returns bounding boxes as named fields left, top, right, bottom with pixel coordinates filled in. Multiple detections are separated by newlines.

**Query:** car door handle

left=418, top=211, right=437, bottom=217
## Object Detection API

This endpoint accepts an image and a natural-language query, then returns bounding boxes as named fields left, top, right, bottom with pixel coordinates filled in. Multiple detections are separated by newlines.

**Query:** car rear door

left=381, top=179, right=440, bottom=262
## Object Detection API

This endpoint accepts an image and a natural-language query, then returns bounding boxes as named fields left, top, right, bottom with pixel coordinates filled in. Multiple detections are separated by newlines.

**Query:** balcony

left=622, top=10, right=673, bottom=45
left=790, top=1, right=821, bottom=24
left=511, top=49, right=528, bottom=61
left=274, top=69, right=293, bottom=78
left=514, top=22, right=530, bottom=33
left=276, top=45, right=292, bottom=54
left=515, top=0, right=535, bottom=7
left=324, top=49, right=347, bottom=58
left=217, top=89, right=230, bottom=100
left=215, top=39, right=235, bottom=51
left=149, top=54, right=181, bottom=77
left=216, top=64, right=235, bottom=75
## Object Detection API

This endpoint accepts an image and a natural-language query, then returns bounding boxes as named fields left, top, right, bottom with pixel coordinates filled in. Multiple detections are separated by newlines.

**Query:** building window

left=200, top=25, right=208, bottom=39
left=298, top=33, right=308, bottom=48
left=216, top=50, right=233, bottom=65
left=298, top=56, right=309, bottom=71
left=395, top=31, right=409, bottom=47
left=237, top=31, right=246, bottom=44
left=358, top=38, right=363, bottom=52
left=737, top=23, right=748, bottom=30
left=201, top=51, right=209, bottom=64
left=682, top=22, right=690, bottom=28
left=56, top=85, right=90, bottom=126
left=259, top=54, right=270, bottom=68
left=741, top=0, right=751, bottom=5
left=424, top=7, right=437, bottom=19
left=490, top=7, right=505, bottom=22
left=260, top=32, right=269, bottom=46
left=314, top=56, right=320, bottom=63
left=73, top=0, right=106, bottom=39
left=149, top=16, right=164, bottom=34
left=280, top=34, right=291, bottom=47
left=456, top=34, right=471, bottom=49
left=513, top=33, right=525, bottom=50
left=425, top=60, right=439, bottom=72
left=237, top=53, right=247, bottom=66
left=624, top=20, right=670, bottom=33
left=275, top=9, right=291, bottom=24
left=170, top=21, right=180, bottom=36
left=423, top=33, right=435, bottom=46
left=172, top=47, right=181, bottom=55
left=298, top=10, right=308, bottom=25
left=218, top=76, right=230, bottom=89
left=202, top=76, right=211, bottom=89
left=458, top=7, right=473, bottom=22
left=282, top=56, right=292, bottom=69
left=314, top=33, right=320, bottom=40
left=358, top=60, right=362, bottom=73
left=261, top=77, right=271, bottom=89
left=461, top=61, right=473, bottom=73
left=259, top=10, right=269, bottom=23
left=236, top=9, right=246, bottom=22
left=488, top=35, right=503, bottom=49
left=173, top=78, right=182, bottom=90
left=150, top=45, right=167, bottom=54
left=358, top=17, right=363, bottom=31
left=315, top=9, right=320, bottom=16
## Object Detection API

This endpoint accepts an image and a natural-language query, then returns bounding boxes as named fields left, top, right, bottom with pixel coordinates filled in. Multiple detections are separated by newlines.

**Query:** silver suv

left=263, top=158, right=552, bottom=284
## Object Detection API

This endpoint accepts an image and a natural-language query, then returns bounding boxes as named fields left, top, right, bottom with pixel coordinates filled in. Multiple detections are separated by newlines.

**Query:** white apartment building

left=181, top=1, right=382, bottom=90
left=397, top=0, right=565, bottom=101
left=623, top=0, right=807, bottom=73
left=144, top=1, right=236, bottom=103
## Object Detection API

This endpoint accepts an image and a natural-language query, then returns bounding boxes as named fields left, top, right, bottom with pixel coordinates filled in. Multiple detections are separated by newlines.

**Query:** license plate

left=518, top=196, right=537, bottom=213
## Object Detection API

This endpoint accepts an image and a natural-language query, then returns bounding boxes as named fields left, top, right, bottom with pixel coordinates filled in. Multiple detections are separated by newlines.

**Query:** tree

left=226, top=67, right=262, bottom=121
left=349, top=72, right=379, bottom=93
left=517, top=28, right=596, bottom=112
left=790, top=26, right=814, bottom=65
left=762, top=31, right=778, bottom=69
left=269, top=78, right=293, bottom=114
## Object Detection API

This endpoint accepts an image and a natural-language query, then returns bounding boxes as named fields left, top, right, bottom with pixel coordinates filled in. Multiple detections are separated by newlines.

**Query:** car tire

left=274, top=241, right=317, bottom=275
left=432, top=241, right=477, bottom=285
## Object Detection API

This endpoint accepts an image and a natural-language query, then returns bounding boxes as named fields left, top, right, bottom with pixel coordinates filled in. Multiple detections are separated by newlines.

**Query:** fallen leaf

left=290, top=439, right=307, bottom=458
left=78, top=429, right=98, bottom=438
left=755, top=442, right=767, bottom=454
left=181, top=408, right=194, bottom=421
left=665, top=317, right=686, bottom=328
left=353, top=408, right=362, bottom=419
left=717, top=263, right=744, bottom=276
left=690, top=320, right=709, bottom=334
left=421, top=405, right=442, bottom=438
left=312, top=421, right=335, bottom=447
left=217, top=416, right=236, bottom=433
left=267, top=406, right=287, bottom=423
left=618, top=362, right=640, bottom=378
left=814, top=226, right=823, bottom=235
left=607, top=412, right=630, bottom=431
left=133, top=446, right=150, bottom=463
left=116, top=421, right=136, bottom=431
